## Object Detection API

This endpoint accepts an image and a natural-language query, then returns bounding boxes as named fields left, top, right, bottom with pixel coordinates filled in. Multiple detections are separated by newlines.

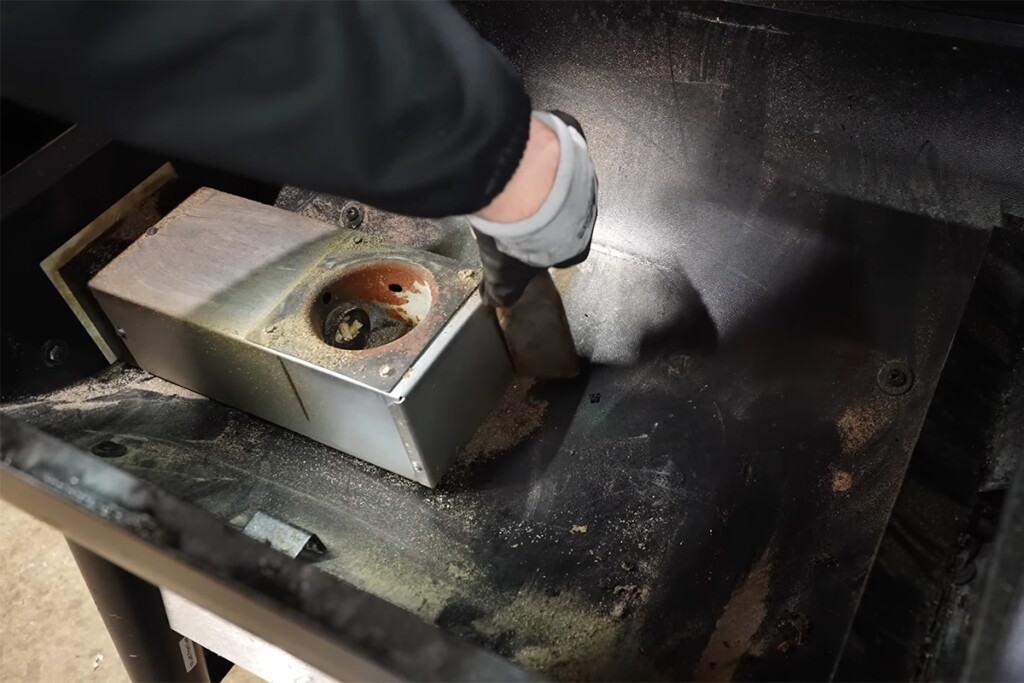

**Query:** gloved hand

left=470, top=110, right=597, bottom=307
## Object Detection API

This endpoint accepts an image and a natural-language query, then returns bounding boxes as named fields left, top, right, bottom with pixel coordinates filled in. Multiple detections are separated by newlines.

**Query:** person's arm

left=0, top=1, right=530, bottom=218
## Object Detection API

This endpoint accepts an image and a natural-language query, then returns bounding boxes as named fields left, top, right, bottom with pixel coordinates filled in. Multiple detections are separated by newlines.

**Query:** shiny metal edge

left=163, top=589, right=340, bottom=683
left=389, top=294, right=514, bottom=487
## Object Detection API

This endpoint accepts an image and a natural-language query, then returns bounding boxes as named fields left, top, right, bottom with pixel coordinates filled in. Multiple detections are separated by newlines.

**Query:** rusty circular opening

left=311, top=261, right=434, bottom=350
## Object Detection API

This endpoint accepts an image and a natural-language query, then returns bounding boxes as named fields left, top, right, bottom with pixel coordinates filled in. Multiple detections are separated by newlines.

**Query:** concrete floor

left=0, top=500, right=262, bottom=683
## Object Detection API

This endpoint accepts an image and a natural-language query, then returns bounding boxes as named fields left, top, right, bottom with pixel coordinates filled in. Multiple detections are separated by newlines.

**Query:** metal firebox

left=89, top=188, right=512, bottom=486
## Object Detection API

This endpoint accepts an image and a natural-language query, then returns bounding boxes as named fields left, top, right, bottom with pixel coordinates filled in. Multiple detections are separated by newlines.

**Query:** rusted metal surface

left=253, top=250, right=479, bottom=393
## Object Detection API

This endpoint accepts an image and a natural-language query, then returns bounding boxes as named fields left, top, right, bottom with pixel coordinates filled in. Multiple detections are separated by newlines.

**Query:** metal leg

left=67, top=541, right=211, bottom=683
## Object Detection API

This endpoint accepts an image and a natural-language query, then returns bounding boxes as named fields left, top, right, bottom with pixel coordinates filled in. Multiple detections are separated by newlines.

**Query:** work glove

left=470, top=110, right=597, bottom=307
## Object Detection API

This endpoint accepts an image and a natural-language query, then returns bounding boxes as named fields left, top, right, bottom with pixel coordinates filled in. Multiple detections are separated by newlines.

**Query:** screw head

left=41, top=340, right=69, bottom=367
left=146, top=227, right=158, bottom=236
left=341, top=203, right=364, bottom=229
left=115, top=328, right=128, bottom=340
left=265, top=324, right=277, bottom=334
left=379, top=364, right=393, bottom=377
left=458, top=269, right=476, bottom=280
left=353, top=236, right=363, bottom=244
left=878, top=360, right=914, bottom=395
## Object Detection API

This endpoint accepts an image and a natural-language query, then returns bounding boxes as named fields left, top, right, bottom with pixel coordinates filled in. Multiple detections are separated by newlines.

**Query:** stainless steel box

left=89, top=189, right=512, bottom=486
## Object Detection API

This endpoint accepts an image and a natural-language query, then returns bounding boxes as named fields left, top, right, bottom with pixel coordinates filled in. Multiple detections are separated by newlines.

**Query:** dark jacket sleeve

left=0, top=1, right=531, bottom=217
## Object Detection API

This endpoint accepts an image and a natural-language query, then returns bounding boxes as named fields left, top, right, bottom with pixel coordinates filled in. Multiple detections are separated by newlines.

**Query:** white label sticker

left=178, top=637, right=197, bottom=673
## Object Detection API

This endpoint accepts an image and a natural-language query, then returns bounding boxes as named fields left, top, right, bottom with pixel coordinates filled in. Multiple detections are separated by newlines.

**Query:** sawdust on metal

left=460, top=378, right=548, bottom=464
left=694, top=549, right=774, bottom=681
left=837, top=394, right=898, bottom=454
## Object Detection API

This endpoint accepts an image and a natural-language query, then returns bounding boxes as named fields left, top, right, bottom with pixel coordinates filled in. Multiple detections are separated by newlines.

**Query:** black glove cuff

left=473, top=228, right=545, bottom=307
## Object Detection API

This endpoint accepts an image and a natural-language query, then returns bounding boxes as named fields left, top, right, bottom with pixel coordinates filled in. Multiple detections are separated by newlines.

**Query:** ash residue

left=366, top=324, right=408, bottom=348
left=472, top=589, right=622, bottom=681
left=336, top=541, right=462, bottom=623
left=461, top=378, right=548, bottom=463
left=275, top=186, right=479, bottom=264
left=10, top=364, right=205, bottom=411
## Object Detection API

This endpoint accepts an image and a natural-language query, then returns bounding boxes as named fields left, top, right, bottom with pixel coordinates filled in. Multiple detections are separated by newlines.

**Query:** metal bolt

left=341, top=203, right=364, bottom=229
left=379, top=364, right=393, bottom=377
left=878, top=360, right=914, bottom=395
left=146, top=227, right=158, bottom=236
left=41, top=340, right=69, bottom=367
left=353, top=236, right=363, bottom=244
left=115, top=328, right=128, bottom=340
left=412, top=462, right=424, bottom=472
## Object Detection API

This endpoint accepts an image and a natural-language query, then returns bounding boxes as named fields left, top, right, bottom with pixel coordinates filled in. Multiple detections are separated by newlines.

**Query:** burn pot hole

left=310, top=260, right=434, bottom=351
left=324, top=307, right=371, bottom=350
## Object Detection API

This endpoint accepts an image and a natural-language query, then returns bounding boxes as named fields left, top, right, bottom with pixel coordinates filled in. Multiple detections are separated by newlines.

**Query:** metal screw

left=265, top=324, right=277, bottom=334
left=379, top=364, right=393, bottom=377
left=146, top=227, right=158, bottom=236
left=458, top=269, right=476, bottom=280
left=41, top=340, right=69, bottom=367
left=341, top=203, right=364, bottom=229
left=412, top=462, right=424, bottom=472
left=878, top=360, right=914, bottom=395
left=353, top=236, right=363, bottom=244
left=115, top=328, right=128, bottom=340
